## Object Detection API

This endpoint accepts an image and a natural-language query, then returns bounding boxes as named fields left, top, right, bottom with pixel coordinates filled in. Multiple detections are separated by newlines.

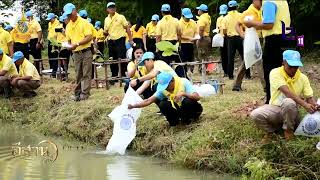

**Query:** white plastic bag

left=212, top=33, right=224, bottom=47
left=126, top=47, right=133, bottom=60
left=243, top=27, right=262, bottom=69
left=294, top=112, right=320, bottom=137
left=193, top=84, right=216, bottom=97
left=106, top=87, right=143, bottom=155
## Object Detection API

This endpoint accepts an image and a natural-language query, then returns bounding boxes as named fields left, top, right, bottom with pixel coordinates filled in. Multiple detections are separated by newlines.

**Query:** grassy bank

left=1, top=57, right=320, bottom=179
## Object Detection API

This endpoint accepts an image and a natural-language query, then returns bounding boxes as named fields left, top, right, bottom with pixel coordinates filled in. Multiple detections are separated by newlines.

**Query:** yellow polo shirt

left=153, top=60, right=177, bottom=76
left=179, top=19, right=198, bottom=43
left=222, top=10, right=241, bottom=37
left=127, top=61, right=147, bottom=79
left=156, top=15, right=179, bottom=41
left=104, top=12, right=128, bottom=40
left=197, top=13, right=211, bottom=37
left=19, top=58, right=40, bottom=81
left=66, top=16, right=93, bottom=52
left=130, top=25, right=146, bottom=39
left=28, top=19, right=42, bottom=39
left=55, top=24, right=67, bottom=44
left=0, top=54, right=18, bottom=77
left=239, top=4, right=262, bottom=37
left=146, top=22, right=157, bottom=37
left=47, top=19, right=60, bottom=41
left=0, top=27, right=13, bottom=54
left=269, top=67, right=313, bottom=106
left=216, top=16, right=225, bottom=36
left=96, top=28, right=105, bottom=42
left=11, top=24, right=31, bottom=44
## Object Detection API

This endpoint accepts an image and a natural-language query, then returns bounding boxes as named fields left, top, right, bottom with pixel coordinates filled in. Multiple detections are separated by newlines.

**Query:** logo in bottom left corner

left=120, top=114, right=134, bottom=130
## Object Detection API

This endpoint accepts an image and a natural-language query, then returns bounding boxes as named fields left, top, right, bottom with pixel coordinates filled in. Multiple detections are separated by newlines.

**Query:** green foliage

left=156, top=41, right=179, bottom=57
left=243, top=157, right=278, bottom=179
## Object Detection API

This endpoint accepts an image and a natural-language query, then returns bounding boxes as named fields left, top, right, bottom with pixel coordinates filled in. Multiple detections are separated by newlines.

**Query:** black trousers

left=124, top=80, right=154, bottom=99
left=159, top=97, right=203, bottom=126
left=146, top=37, right=156, bottom=53
left=29, top=38, right=42, bottom=73
left=108, top=37, right=127, bottom=77
left=179, top=43, right=194, bottom=78
left=263, top=35, right=285, bottom=103
left=14, top=42, right=29, bottom=60
left=60, top=49, right=71, bottom=71
left=220, top=37, right=228, bottom=75
left=227, top=36, right=250, bottom=79
left=48, top=42, right=59, bottom=75
left=97, top=42, right=105, bottom=55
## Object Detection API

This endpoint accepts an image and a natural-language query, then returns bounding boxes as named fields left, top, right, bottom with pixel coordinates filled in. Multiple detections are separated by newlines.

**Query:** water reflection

left=0, top=125, right=237, bottom=180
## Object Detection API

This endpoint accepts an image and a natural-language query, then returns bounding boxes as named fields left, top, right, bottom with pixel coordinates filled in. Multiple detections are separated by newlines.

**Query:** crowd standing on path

left=0, top=0, right=319, bottom=143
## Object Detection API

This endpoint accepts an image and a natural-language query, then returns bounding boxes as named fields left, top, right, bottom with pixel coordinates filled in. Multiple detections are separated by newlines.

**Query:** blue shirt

left=154, top=78, right=196, bottom=100
left=262, top=1, right=277, bottom=24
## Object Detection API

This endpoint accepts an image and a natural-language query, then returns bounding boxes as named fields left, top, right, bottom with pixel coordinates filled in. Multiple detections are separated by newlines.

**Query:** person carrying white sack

left=250, top=50, right=320, bottom=144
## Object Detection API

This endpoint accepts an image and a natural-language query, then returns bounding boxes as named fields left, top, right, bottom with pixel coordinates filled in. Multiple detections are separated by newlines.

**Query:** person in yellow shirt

left=145, top=14, right=159, bottom=53
left=4, top=25, right=13, bottom=33
left=178, top=8, right=198, bottom=75
left=250, top=50, right=319, bottom=143
left=130, top=17, right=147, bottom=50
left=128, top=72, right=203, bottom=126
left=124, top=47, right=152, bottom=99
left=11, top=51, right=40, bottom=98
left=46, top=13, right=60, bottom=77
left=0, top=48, right=18, bottom=98
left=245, top=0, right=291, bottom=104
left=95, top=21, right=105, bottom=55
left=104, top=2, right=133, bottom=80
left=232, top=0, right=264, bottom=92
left=156, top=4, right=180, bottom=64
left=196, top=4, right=211, bottom=70
left=26, top=11, right=43, bottom=73
left=0, top=22, right=14, bottom=57
left=63, top=3, right=93, bottom=101
left=216, top=4, right=228, bottom=76
left=223, top=0, right=250, bottom=80
left=11, top=16, right=31, bottom=59
left=79, top=10, right=97, bottom=44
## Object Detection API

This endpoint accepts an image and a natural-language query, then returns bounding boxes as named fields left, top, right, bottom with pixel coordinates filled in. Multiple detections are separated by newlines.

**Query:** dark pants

left=97, top=42, right=105, bottom=55
left=179, top=43, right=194, bottom=78
left=227, top=36, right=250, bottom=79
left=14, top=42, right=29, bottom=60
left=133, top=38, right=144, bottom=49
left=146, top=37, right=156, bottom=53
left=159, top=40, right=178, bottom=64
left=29, top=38, right=42, bottom=73
left=108, top=37, right=127, bottom=77
left=263, top=35, right=285, bottom=103
left=48, top=42, right=59, bottom=75
left=60, top=49, right=70, bottom=72
left=220, top=37, right=228, bottom=75
left=159, top=97, right=203, bottom=126
left=124, top=80, right=154, bottom=99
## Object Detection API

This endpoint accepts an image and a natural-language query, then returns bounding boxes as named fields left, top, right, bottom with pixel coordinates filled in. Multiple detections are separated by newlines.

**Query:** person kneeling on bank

left=128, top=72, right=203, bottom=126
left=11, top=51, right=41, bottom=98
left=250, top=50, right=319, bottom=143
left=0, top=48, right=18, bottom=98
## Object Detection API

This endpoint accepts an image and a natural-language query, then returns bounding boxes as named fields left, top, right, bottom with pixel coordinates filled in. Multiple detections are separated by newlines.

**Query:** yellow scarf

left=163, top=77, right=185, bottom=109
left=279, top=66, right=301, bottom=94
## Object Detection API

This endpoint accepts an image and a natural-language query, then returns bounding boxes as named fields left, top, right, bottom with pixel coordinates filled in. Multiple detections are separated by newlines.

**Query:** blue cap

left=219, top=4, right=228, bottom=15
left=196, top=4, right=208, bottom=11
left=182, top=8, right=193, bottom=19
left=59, top=14, right=68, bottom=22
left=95, top=21, right=101, bottom=28
left=79, top=10, right=88, bottom=18
left=228, top=0, right=238, bottom=7
left=161, top=4, right=171, bottom=12
left=87, top=18, right=92, bottom=23
left=46, top=13, right=56, bottom=20
left=0, top=48, right=3, bottom=55
left=139, top=52, right=154, bottom=65
left=156, top=72, right=173, bottom=92
left=151, top=14, right=160, bottom=21
left=12, top=51, right=24, bottom=62
left=107, top=2, right=116, bottom=8
left=4, top=24, right=13, bottom=31
left=63, top=3, right=76, bottom=15
left=283, top=50, right=303, bottom=67
left=26, top=11, right=33, bottom=17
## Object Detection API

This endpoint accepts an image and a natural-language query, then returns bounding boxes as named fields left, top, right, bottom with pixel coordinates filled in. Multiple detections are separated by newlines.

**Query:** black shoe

left=223, top=74, right=228, bottom=78
left=229, top=77, right=234, bottom=80
left=232, top=86, right=242, bottom=91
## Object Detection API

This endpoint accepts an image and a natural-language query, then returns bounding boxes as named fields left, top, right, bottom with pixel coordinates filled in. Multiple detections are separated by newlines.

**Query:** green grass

left=0, top=57, right=320, bottom=179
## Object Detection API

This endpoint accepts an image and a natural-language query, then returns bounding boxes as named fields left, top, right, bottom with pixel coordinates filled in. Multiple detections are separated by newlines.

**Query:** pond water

left=0, top=125, right=237, bottom=180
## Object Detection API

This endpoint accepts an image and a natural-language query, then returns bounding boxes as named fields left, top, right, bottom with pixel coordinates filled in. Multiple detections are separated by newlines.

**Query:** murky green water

left=0, top=125, right=237, bottom=180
